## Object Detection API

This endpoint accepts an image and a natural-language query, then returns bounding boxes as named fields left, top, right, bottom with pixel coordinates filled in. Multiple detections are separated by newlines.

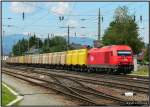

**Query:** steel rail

left=2, top=69, right=129, bottom=105
left=7, top=64, right=149, bottom=85
left=3, top=66, right=149, bottom=94
left=24, top=67, right=149, bottom=94
left=2, top=70, right=97, bottom=105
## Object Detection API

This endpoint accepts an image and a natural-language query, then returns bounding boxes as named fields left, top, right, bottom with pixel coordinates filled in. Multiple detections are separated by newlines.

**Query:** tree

left=12, top=34, right=43, bottom=56
left=20, top=38, right=28, bottom=55
left=29, top=34, right=36, bottom=48
left=12, top=38, right=28, bottom=56
left=12, top=40, right=21, bottom=56
left=50, top=36, right=67, bottom=52
left=42, top=36, right=51, bottom=52
left=144, top=44, right=149, bottom=62
left=102, top=6, right=144, bottom=54
left=12, top=35, right=67, bottom=55
left=12, top=44, right=18, bottom=56
left=35, top=38, right=43, bottom=49
left=42, top=36, right=67, bottom=53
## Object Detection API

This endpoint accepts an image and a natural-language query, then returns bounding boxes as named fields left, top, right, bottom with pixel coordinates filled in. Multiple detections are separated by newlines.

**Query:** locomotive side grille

left=104, top=52, right=110, bottom=64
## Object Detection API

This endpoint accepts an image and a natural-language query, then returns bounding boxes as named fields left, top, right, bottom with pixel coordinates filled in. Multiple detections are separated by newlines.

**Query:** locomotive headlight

left=123, top=58, right=128, bottom=61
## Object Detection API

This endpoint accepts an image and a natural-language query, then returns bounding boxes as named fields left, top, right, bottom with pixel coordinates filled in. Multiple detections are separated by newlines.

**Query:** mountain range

left=2, top=34, right=94, bottom=55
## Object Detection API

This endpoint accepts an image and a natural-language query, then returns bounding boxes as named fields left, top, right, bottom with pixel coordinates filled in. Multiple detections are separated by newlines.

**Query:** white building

left=133, top=55, right=138, bottom=71
left=2, top=56, right=9, bottom=60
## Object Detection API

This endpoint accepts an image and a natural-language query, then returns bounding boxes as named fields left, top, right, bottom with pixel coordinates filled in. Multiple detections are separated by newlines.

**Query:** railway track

left=31, top=67, right=149, bottom=94
left=46, top=68, right=149, bottom=85
left=3, top=65, right=149, bottom=105
left=50, top=75, right=127, bottom=105
left=5, top=64, right=149, bottom=85
left=4, top=65, right=149, bottom=94
left=2, top=68, right=133, bottom=106
left=92, top=73, right=149, bottom=84
left=2, top=69, right=99, bottom=105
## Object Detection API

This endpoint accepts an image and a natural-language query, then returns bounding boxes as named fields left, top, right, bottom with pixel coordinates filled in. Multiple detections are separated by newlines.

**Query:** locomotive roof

left=88, top=45, right=132, bottom=52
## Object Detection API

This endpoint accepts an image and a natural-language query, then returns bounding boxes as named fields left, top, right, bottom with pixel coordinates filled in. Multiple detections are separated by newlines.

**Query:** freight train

left=6, top=45, right=134, bottom=74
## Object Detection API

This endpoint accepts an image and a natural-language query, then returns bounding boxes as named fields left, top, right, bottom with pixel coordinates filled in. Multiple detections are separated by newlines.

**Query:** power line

left=60, top=25, right=75, bottom=50
left=3, top=2, right=148, bottom=39
left=61, top=3, right=77, bottom=26
left=21, top=11, right=50, bottom=32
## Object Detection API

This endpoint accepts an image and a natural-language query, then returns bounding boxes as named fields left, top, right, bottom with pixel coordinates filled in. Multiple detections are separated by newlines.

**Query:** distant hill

left=70, top=37, right=94, bottom=46
left=2, top=34, right=28, bottom=55
left=2, top=34, right=94, bottom=55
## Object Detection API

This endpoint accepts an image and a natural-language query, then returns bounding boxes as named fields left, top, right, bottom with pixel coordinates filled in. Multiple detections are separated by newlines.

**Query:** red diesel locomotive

left=87, top=45, right=134, bottom=74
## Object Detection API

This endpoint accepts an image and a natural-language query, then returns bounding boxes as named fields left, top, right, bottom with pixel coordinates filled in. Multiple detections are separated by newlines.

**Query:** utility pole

left=67, top=25, right=70, bottom=50
left=38, top=37, right=40, bottom=49
left=19, top=40, right=21, bottom=55
left=47, top=33, right=50, bottom=47
left=2, top=31, right=5, bottom=59
left=28, top=33, right=30, bottom=53
left=98, top=8, right=101, bottom=41
left=75, top=32, right=77, bottom=37
left=60, top=25, right=75, bottom=50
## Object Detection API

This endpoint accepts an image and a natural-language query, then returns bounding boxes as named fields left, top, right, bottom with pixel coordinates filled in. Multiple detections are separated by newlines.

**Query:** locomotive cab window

left=117, top=50, right=132, bottom=56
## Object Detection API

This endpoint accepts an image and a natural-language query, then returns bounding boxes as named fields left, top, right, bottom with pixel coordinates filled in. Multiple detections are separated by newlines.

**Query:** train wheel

left=75, top=67, right=78, bottom=72
left=81, top=67, right=84, bottom=72
left=87, top=67, right=90, bottom=73
left=107, top=68, right=110, bottom=74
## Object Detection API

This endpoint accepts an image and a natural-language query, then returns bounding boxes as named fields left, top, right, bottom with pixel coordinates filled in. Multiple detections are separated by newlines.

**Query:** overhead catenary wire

left=3, top=2, right=148, bottom=40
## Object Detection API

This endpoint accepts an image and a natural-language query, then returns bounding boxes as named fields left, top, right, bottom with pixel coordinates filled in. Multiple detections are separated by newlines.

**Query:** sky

left=2, top=2, right=149, bottom=43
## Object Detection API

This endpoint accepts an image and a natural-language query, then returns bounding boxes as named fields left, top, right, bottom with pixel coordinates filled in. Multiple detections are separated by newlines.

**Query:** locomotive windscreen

left=117, top=50, right=132, bottom=56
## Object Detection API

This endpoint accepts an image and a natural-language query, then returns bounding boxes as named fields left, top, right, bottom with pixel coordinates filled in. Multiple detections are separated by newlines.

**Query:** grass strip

left=130, top=66, right=149, bottom=77
left=2, top=83, right=17, bottom=106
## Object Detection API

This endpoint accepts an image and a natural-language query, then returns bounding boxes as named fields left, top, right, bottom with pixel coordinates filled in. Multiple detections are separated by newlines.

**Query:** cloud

left=22, top=32, right=29, bottom=35
left=52, top=32, right=67, bottom=37
left=51, top=2, right=70, bottom=15
left=45, top=2, right=52, bottom=7
left=22, top=32, right=36, bottom=36
left=10, top=2, right=37, bottom=13
left=66, top=20, right=78, bottom=27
